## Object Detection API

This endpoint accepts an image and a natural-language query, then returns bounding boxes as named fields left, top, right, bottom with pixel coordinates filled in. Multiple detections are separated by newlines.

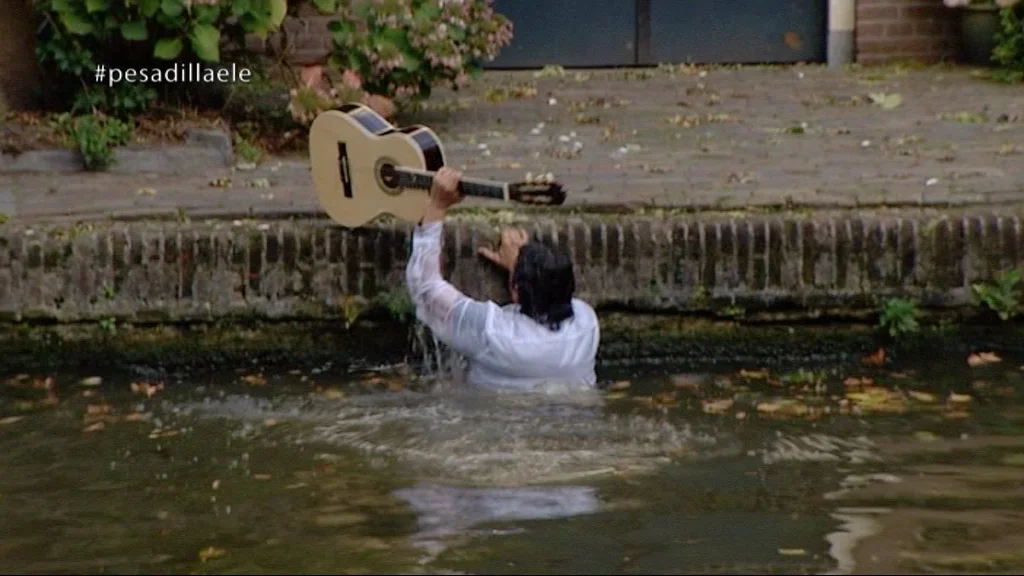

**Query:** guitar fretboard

left=395, top=167, right=508, bottom=201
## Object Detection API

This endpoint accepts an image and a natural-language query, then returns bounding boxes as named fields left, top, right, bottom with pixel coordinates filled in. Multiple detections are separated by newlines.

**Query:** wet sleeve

left=405, top=221, right=491, bottom=358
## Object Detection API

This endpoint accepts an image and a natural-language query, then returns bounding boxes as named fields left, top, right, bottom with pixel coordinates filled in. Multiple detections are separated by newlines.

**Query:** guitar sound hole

left=379, top=163, right=399, bottom=189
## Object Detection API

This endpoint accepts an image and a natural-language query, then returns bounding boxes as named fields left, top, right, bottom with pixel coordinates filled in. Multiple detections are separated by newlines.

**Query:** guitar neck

left=395, top=167, right=509, bottom=201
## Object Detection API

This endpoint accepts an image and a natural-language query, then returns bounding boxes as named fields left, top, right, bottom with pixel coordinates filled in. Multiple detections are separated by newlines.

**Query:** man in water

left=405, top=167, right=600, bottom=392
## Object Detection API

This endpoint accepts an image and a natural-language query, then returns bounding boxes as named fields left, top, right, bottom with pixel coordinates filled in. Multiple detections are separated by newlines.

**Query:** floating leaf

left=948, top=392, right=972, bottom=404
left=83, top=421, right=105, bottom=432
left=610, top=380, right=631, bottom=391
left=756, top=399, right=809, bottom=416
left=702, top=398, right=734, bottom=414
left=80, top=376, right=103, bottom=386
left=843, top=376, right=873, bottom=389
left=1001, top=454, right=1024, bottom=466
left=908, top=390, right=936, bottom=403
left=198, top=546, right=226, bottom=562
left=914, top=431, right=938, bottom=442
left=862, top=348, right=886, bottom=367
left=779, top=549, right=806, bottom=556
left=130, top=382, right=164, bottom=398
left=738, top=368, right=770, bottom=380
left=968, top=352, right=1001, bottom=367
left=242, top=374, right=267, bottom=386
left=0, top=416, right=24, bottom=426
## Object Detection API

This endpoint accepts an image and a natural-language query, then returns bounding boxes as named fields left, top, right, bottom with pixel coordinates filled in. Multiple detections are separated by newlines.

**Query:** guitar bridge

left=338, top=142, right=353, bottom=198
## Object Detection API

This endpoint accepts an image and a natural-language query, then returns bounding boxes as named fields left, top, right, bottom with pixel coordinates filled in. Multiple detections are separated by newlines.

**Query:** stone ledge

left=0, top=208, right=1020, bottom=322
left=0, top=128, right=233, bottom=175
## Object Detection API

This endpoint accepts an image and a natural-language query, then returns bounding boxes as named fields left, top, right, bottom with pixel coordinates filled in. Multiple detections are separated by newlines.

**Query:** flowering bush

left=317, top=0, right=513, bottom=102
left=286, top=65, right=396, bottom=126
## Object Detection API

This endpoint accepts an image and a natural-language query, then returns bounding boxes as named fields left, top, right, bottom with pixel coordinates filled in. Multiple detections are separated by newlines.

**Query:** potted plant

left=945, top=0, right=1022, bottom=64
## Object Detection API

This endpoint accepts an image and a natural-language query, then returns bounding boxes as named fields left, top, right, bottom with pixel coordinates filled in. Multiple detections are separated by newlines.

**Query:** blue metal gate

left=488, top=0, right=827, bottom=68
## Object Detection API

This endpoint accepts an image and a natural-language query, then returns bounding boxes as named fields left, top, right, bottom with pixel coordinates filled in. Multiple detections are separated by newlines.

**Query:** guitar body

left=309, top=103, right=447, bottom=228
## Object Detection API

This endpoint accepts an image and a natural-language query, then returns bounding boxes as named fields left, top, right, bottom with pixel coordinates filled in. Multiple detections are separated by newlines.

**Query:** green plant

left=32, top=0, right=287, bottom=115
left=992, top=4, right=1024, bottom=83
left=233, top=133, right=263, bottom=164
left=55, top=113, right=133, bottom=171
left=878, top=297, right=921, bottom=340
left=374, top=287, right=415, bottom=323
left=972, top=268, right=1022, bottom=320
left=319, top=0, right=513, bottom=102
left=98, top=316, right=117, bottom=335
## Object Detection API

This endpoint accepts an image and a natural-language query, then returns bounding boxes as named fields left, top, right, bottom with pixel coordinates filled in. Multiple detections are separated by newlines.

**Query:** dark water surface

left=4, top=350, right=1024, bottom=575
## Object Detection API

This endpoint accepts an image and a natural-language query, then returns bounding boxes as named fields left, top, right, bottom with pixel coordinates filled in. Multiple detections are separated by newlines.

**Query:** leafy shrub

left=992, top=4, right=1024, bottom=83
left=972, top=268, right=1022, bottom=320
left=319, top=0, right=512, bottom=102
left=878, top=297, right=921, bottom=340
left=32, top=0, right=287, bottom=115
left=55, top=113, right=134, bottom=171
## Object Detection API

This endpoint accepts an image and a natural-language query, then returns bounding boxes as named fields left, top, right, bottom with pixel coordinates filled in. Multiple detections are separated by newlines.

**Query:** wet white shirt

left=405, top=221, right=600, bottom=392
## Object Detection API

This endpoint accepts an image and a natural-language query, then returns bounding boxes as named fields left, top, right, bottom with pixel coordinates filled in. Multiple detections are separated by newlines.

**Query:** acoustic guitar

left=309, top=102, right=566, bottom=228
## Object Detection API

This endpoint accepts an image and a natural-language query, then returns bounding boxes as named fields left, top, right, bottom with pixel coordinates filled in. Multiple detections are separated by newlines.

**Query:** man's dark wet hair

left=511, top=241, right=576, bottom=331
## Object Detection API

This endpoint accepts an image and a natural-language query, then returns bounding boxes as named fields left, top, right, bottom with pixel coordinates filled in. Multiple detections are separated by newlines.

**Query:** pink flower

left=341, top=69, right=362, bottom=89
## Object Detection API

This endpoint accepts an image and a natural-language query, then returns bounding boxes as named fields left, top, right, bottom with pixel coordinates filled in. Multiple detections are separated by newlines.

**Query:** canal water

left=3, top=347, right=1024, bottom=574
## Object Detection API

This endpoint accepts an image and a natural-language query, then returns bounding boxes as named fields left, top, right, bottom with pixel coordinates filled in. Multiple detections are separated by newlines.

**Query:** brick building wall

left=855, top=0, right=960, bottom=64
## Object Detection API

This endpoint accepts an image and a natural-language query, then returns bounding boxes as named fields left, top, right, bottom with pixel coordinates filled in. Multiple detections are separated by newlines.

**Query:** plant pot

left=959, top=4, right=1002, bottom=65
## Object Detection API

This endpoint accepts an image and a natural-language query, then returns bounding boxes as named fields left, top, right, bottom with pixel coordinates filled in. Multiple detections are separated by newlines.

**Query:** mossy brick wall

left=0, top=211, right=1018, bottom=323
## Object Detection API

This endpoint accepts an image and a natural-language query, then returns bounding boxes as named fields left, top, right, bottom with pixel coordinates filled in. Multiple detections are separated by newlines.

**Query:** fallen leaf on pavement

left=868, top=92, right=902, bottom=110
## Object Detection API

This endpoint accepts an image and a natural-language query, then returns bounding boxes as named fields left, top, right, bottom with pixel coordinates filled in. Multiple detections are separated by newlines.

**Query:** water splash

left=408, top=322, right=467, bottom=390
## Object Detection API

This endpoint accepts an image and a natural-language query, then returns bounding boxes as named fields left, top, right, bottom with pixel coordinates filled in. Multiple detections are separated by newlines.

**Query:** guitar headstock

left=508, top=172, right=567, bottom=206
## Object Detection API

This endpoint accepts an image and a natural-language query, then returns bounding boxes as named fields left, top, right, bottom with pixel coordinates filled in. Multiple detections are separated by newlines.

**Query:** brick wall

left=249, top=2, right=334, bottom=66
left=855, top=0, right=960, bottom=64
left=0, top=211, right=1019, bottom=323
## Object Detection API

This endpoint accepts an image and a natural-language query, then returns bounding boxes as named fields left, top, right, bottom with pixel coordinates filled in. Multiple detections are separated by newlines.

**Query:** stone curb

left=0, top=208, right=1020, bottom=322
left=0, top=128, right=233, bottom=175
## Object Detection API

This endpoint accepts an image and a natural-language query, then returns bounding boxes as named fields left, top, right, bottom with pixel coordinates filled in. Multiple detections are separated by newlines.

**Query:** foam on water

left=177, top=384, right=730, bottom=487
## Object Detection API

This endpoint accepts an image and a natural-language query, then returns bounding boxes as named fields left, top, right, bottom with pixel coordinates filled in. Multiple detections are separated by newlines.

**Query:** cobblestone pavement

left=1, top=64, right=1022, bottom=223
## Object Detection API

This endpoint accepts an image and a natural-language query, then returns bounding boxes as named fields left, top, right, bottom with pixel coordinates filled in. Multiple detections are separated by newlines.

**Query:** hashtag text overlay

left=94, top=63, right=252, bottom=87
